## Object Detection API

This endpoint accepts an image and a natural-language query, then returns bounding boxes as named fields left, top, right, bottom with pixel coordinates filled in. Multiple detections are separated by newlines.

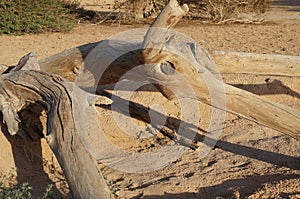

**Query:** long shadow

left=0, top=108, right=69, bottom=198
left=66, top=3, right=130, bottom=23
left=215, top=139, right=299, bottom=170
left=272, top=0, right=300, bottom=7
left=232, top=79, right=300, bottom=99
left=99, top=91, right=300, bottom=171
left=271, top=0, right=300, bottom=12
left=198, top=173, right=300, bottom=198
left=133, top=173, right=300, bottom=199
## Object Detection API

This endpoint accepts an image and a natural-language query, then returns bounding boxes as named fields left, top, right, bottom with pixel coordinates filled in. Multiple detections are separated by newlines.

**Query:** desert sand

left=0, top=0, right=299, bottom=198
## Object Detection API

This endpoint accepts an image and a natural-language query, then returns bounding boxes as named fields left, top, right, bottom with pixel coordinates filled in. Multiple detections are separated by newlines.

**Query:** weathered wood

left=141, top=0, right=189, bottom=63
left=33, top=43, right=300, bottom=79
left=139, top=37, right=300, bottom=140
left=2, top=0, right=298, bottom=197
left=0, top=64, right=9, bottom=74
left=1, top=1, right=299, bottom=182
left=200, top=72, right=300, bottom=140
left=39, top=42, right=100, bottom=81
left=5, top=0, right=298, bottom=141
left=213, top=51, right=300, bottom=77
left=0, top=71, right=111, bottom=199
left=11, top=52, right=40, bottom=71
left=137, top=0, right=300, bottom=140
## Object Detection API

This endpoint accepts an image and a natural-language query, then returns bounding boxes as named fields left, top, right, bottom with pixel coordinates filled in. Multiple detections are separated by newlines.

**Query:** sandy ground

left=0, top=0, right=300, bottom=198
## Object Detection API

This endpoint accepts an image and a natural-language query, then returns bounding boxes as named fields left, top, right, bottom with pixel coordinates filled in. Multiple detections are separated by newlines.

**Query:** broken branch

left=0, top=71, right=111, bottom=199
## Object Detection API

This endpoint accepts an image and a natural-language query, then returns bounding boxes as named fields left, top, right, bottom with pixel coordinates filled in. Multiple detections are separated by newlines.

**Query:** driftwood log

left=0, top=70, right=111, bottom=199
left=136, top=0, right=300, bottom=140
left=0, top=0, right=300, bottom=198
left=2, top=48, right=299, bottom=79
left=212, top=51, right=300, bottom=77
left=14, top=0, right=298, bottom=140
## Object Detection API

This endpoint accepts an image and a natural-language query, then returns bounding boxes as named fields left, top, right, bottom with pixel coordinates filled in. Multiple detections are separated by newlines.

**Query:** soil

left=0, top=0, right=300, bottom=198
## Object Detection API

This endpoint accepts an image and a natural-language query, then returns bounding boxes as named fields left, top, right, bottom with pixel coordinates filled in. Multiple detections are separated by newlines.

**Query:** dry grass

left=110, top=0, right=270, bottom=23
left=186, top=0, right=270, bottom=23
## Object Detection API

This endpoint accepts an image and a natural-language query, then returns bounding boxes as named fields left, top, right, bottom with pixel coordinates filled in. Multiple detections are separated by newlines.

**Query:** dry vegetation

left=112, top=0, right=270, bottom=23
left=1, top=0, right=299, bottom=198
left=0, top=0, right=271, bottom=35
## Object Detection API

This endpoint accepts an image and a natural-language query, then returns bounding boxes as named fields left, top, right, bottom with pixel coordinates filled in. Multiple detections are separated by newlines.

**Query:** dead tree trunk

left=139, top=0, right=300, bottom=140
left=2, top=0, right=298, bottom=142
left=0, top=71, right=111, bottom=199
left=212, top=51, right=300, bottom=77
left=0, top=0, right=299, bottom=197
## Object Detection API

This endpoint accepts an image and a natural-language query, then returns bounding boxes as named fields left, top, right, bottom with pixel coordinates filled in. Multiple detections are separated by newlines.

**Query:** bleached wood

left=138, top=0, right=300, bottom=140
left=1, top=4, right=299, bottom=184
left=199, top=72, right=300, bottom=140
left=141, top=0, right=189, bottom=63
left=0, top=71, right=111, bottom=199
left=6, top=38, right=299, bottom=141
left=39, top=42, right=100, bottom=81
left=140, top=38, right=300, bottom=140
left=2, top=0, right=298, bottom=198
left=31, top=44, right=300, bottom=80
left=213, top=51, right=300, bottom=76
left=8, top=25, right=298, bottom=141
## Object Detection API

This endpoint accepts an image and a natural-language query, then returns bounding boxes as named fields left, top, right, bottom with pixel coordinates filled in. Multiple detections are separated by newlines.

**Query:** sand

left=0, top=0, right=299, bottom=198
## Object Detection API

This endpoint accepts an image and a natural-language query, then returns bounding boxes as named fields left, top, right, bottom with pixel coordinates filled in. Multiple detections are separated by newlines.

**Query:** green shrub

left=0, top=0, right=79, bottom=35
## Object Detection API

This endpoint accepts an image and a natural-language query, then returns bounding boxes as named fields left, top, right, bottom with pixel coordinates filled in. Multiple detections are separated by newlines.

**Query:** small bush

left=0, top=0, right=80, bottom=35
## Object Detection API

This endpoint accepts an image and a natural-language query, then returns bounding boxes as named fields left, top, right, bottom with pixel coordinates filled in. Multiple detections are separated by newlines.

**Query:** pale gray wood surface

left=0, top=71, right=111, bottom=199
